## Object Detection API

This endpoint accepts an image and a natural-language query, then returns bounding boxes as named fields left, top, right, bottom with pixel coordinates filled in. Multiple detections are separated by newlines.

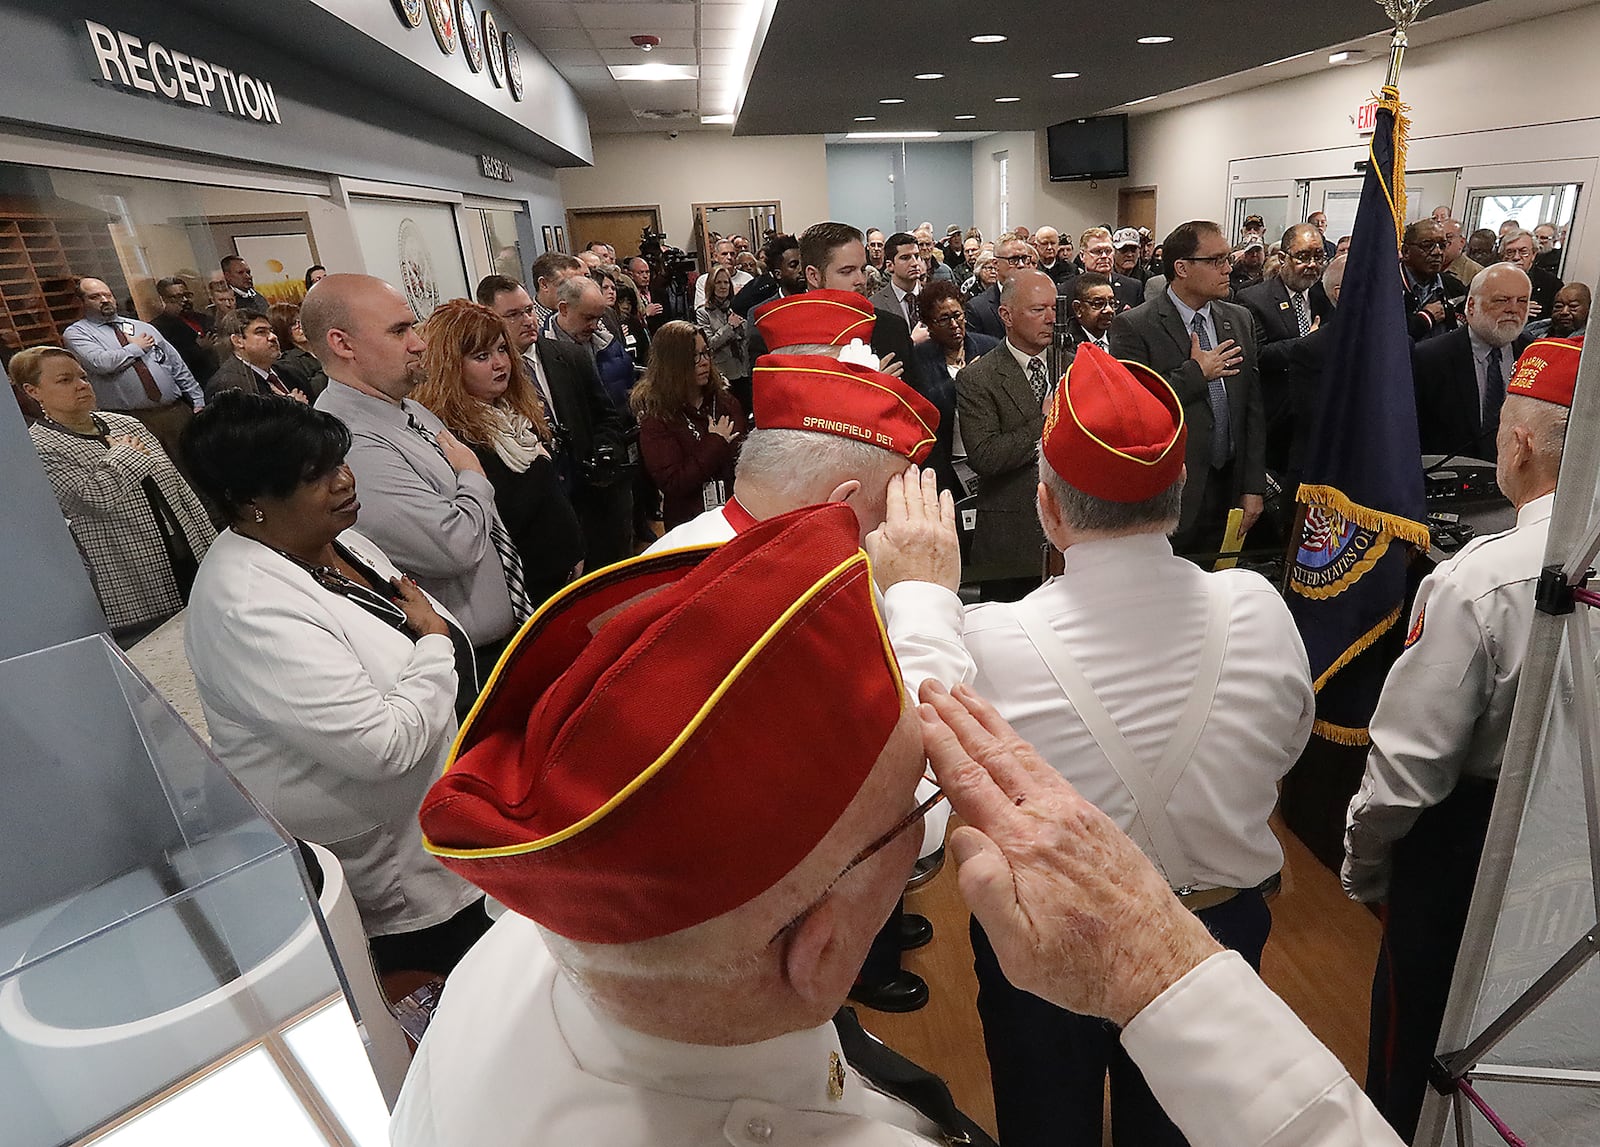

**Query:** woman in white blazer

left=181, top=391, right=490, bottom=977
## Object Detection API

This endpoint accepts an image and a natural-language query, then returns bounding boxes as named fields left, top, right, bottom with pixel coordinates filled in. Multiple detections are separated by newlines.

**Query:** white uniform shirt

left=1344, top=494, right=1579, bottom=901
left=1124, top=952, right=1406, bottom=1147
left=390, top=913, right=946, bottom=1147
left=952, top=533, right=1314, bottom=889
left=392, top=918, right=1403, bottom=1147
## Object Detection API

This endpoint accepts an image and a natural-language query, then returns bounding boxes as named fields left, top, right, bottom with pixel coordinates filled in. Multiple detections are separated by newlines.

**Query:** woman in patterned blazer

left=17, top=346, right=214, bottom=643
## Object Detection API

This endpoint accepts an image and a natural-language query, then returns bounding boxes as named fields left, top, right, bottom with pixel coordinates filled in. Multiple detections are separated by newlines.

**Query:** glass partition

left=0, top=635, right=386, bottom=1146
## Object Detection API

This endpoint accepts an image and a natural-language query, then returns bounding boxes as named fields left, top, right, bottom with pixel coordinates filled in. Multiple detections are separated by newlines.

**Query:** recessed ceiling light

left=700, top=114, right=735, bottom=125
left=846, top=131, right=941, bottom=140
left=954, top=114, right=977, bottom=120
left=854, top=116, right=877, bottom=122
left=914, top=73, right=945, bottom=80
left=608, top=63, right=699, bottom=81
left=995, top=96, right=1020, bottom=103
left=1051, top=71, right=1081, bottom=79
left=1137, top=35, right=1174, bottom=44
left=1328, top=49, right=1366, bottom=65
left=879, top=97, right=906, bottom=104
left=970, top=34, right=1007, bottom=44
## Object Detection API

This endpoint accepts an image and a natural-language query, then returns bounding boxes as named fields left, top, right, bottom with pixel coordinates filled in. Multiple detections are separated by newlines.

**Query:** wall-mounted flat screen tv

left=1047, top=114, right=1129, bottom=182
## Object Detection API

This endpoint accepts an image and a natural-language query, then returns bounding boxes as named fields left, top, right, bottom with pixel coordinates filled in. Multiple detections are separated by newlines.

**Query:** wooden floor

left=859, top=815, right=1382, bottom=1141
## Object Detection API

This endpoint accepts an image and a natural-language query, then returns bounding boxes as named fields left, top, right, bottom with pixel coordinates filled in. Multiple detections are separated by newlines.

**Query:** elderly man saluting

left=892, top=342, right=1314, bottom=1147
left=391, top=498, right=1401, bottom=1147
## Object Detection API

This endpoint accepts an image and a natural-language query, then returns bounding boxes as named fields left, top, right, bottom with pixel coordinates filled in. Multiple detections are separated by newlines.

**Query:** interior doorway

left=1117, top=187, right=1157, bottom=234
left=565, top=206, right=662, bottom=264
left=693, top=202, right=782, bottom=267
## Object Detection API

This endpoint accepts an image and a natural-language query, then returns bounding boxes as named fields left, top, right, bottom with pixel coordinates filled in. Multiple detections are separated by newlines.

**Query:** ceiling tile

left=502, top=0, right=585, bottom=30
left=700, top=27, right=745, bottom=48
left=599, top=47, right=698, bottom=65
left=522, top=26, right=595, bottom=49
left=577, top=4, right=698, bottom=30
left=699, top=4, right=751, bottom=29
left=587, top=27, right=696, bottom=48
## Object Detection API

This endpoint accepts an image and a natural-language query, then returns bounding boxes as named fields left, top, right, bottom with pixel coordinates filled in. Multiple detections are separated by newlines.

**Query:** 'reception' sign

left=83, top=20, right=282, bottom=125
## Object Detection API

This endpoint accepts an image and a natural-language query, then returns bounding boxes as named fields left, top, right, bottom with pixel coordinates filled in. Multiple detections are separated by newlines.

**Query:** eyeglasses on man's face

left=1182, top=253, right=1233, bottom=268
left=769, top=784, right=947, bottom=943
left=998, top=254, right=1037, bottom=267
left=1286, top=250, right=1327, bottom=265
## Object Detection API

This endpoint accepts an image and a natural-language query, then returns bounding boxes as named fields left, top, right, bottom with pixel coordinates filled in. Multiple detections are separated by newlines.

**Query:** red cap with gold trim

left=751, top=353, right=940, bottom=464
left=752, top=289, right=877, bottom=349
left=419, top=503, right=905, bottom=944
left=1507, top=336, right=1584, bottom=408
left=1041, top=342, right=1186, bottom=502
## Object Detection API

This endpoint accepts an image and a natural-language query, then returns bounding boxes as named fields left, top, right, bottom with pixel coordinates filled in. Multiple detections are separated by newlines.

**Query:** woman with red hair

left=413, top=300, right=584, bottom=609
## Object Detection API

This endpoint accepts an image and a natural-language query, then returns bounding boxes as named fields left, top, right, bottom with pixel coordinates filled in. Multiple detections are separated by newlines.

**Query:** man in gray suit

left=869, top=231, right=925, bottom=331
left=1110, top=221, right=1266, bottom=559
left=956, top=269, right=1058, bottom=600
left=306, top=275, right=529, bottom=661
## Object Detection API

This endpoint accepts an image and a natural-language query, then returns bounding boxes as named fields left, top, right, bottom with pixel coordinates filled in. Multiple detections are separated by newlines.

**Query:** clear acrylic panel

left=0, top=635, right=352, bottom=1146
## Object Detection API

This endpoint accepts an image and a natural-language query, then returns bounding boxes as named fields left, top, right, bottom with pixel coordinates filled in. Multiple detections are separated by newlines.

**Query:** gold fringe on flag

left=1296, top=482, right=1431, bottom=551
left=1312, top=604, right=1404, bottom=693
left=1313, top=718, right=1373, bottom=747
left=1372, top=85, right=1412, bottom=255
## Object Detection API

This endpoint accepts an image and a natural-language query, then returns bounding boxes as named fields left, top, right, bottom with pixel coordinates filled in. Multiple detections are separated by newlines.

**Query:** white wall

left=970, top=130, right=1122, bottom=242
left=982, top=1, right=1600, bottom=285
left=557, top=131, right=829, bottom=251
left=1127, top=2, right=1600, bottom=240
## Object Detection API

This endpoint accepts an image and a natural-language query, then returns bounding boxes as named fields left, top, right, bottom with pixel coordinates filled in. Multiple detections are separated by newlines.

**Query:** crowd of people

left=4, top=201, right=1591, bottom=1146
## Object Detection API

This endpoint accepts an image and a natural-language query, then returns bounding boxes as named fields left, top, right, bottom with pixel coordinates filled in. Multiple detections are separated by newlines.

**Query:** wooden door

left=1117, top=187, right=1158, bottom=234
left=565, top=207, right=662, bottom=263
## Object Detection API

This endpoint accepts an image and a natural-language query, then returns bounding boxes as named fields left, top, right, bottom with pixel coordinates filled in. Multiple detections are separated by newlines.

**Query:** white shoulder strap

left=1012, top=574, right=1235, bottom=892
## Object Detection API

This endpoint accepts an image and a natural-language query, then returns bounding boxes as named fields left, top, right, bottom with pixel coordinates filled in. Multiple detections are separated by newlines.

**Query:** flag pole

left=1379, top=0, right=1433, bottom=88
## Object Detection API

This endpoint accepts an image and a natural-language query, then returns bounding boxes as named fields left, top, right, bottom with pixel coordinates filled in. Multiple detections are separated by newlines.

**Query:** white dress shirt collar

left=1005, top=338, right=1046, bottom=376
left=552, top=972, right=869, bottom=1117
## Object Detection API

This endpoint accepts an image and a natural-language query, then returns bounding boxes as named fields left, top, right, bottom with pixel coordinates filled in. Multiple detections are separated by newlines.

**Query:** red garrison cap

left=1508, top=337, right=1584, bottom=408
left=752, top=289, right=877, bottom=349
left=1041, top=342, right=1187, bottom=502
left=751, top=353, right=940, bottom=464
left=419, top=503, right=905, bottom=944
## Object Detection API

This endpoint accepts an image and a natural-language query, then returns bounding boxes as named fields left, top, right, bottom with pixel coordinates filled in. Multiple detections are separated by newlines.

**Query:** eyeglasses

left=1287, top=250, right=1327, bottom=265
left=997, top=254, right=1037, bottom=266
left=1409, top=239, right=1449, bottom=252
left=927, top=310, right=964, bottom=326
left=769, top=784, right=948, bottom=943
left=1181, top=254, right=1233, bottom=267
left=1078, top=297, right=1119, bottom=311
left=500, top=305, right=537, bottom=320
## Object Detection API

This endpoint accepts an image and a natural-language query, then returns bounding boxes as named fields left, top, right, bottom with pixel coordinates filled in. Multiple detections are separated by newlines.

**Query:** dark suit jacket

left=151, top=311, right=218, bottom=381
left=534, top=337, right=626, bottom=467
left=732, top=274, right=780, bottom=318
left=913, top=330, right=999, bottom=495
left=1237, top=277, right=1336, bottom=473
left=1530, top=265, right=1564, bottom=318
left=1284, top=316, right=1337, bottom=484
left=1412, top=326, right=1532, bottom=462
left=1058, top=271, right=1144, bottom=313
left=955, top=342, right=1047, bottom=580
left=203, top=354, right=273, bottom=402
left=964, top=284, right=1003, bottom=340
left=1108, top=293, right=1266, bottom=538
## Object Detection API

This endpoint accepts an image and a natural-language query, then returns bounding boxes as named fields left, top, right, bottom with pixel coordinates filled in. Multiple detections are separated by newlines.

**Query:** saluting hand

left=917, top=680, right=1224, bottom=1027
left=864, top=466, right=960, bottom=592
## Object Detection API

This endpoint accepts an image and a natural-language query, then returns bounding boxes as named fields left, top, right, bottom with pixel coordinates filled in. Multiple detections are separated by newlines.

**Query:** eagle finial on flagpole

left=1377, top=0, right=1434, bottom=88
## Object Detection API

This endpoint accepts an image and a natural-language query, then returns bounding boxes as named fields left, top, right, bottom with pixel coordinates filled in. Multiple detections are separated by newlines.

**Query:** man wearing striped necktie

left=308, top=274, right=531, bottom=673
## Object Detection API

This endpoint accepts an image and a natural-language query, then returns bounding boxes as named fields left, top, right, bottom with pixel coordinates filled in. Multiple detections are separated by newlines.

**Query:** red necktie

left=111, top=323, right=163, bottom=403
left=264, top=369, right=289, bottom=396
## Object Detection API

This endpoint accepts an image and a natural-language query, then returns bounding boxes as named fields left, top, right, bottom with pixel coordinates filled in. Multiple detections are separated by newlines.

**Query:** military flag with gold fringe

left=1286, top=83, right=1430, bottom=745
